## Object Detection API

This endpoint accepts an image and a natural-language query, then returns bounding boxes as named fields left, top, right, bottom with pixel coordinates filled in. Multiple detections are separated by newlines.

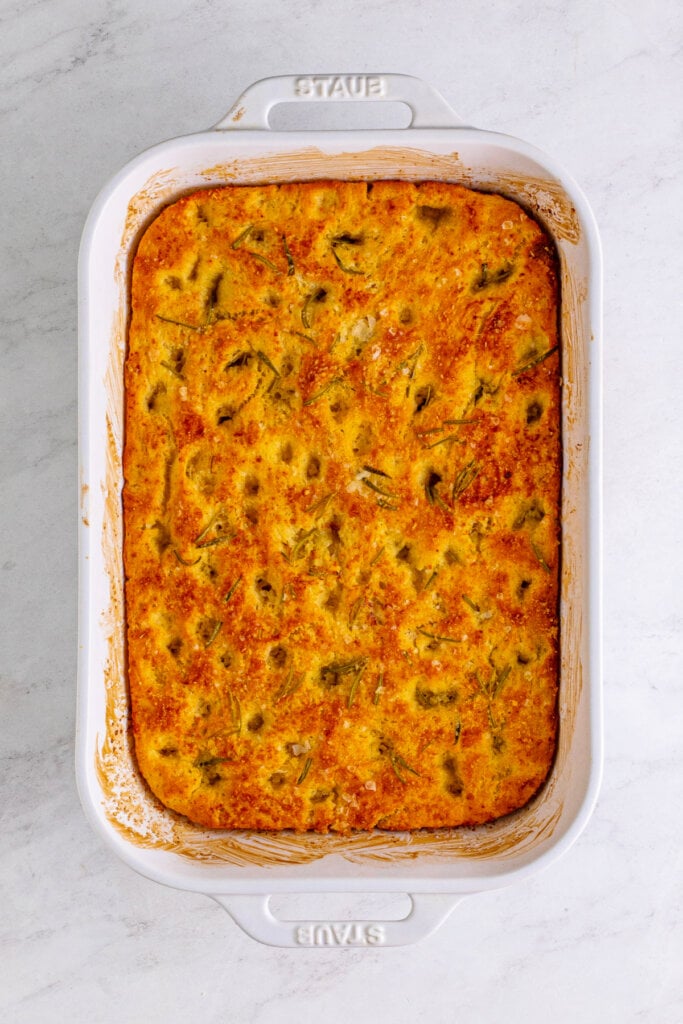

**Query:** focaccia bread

left=123, top=180, right=560, bottom=832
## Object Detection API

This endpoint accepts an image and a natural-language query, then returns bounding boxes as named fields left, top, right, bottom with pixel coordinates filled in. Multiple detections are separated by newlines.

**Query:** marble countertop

left=2, top=0, right=681, bottom=1021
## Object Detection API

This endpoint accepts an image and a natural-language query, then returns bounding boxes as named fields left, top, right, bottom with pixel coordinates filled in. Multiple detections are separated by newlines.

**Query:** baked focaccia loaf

left=123, top=180, right=560, bottom=832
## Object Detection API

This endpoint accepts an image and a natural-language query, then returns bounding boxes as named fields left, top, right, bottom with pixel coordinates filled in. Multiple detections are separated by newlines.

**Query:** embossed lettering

left=295, top=925, right=314, bottom=945
left=293, top=75, right=386, bottom=101
left=294, top=921, right=387, bottom=946
left=314, top=925, right=334, bottom=945
left=366, top=924, right=386, bottom=945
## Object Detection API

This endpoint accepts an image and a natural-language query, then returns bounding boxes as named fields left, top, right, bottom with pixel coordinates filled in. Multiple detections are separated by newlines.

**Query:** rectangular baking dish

left=77, top=74, right=602, bottom=947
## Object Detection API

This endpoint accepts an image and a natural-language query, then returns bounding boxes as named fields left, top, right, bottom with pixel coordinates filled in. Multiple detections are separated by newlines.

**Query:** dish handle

left=212, top=73, right=465, bottom=131
left=212, top=892, right=464, bottom=947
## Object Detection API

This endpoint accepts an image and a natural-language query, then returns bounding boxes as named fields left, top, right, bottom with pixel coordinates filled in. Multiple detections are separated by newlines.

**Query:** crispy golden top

left=123, top=180, right=560, bottom=832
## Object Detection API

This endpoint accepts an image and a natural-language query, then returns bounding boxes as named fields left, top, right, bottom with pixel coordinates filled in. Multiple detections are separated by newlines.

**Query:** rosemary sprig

left=193, top=512, right=226, bottom=546
left=274, top=666, right=305, bottom=702
left=512, top=345, right=559, bottom=376
left=291, top=527, right=318, bottom=560
left=492, top=665, right=512, bottom=698
left=256, top=349, right=280, bottom=377
left=361, top=477, right=398, bottom=500
left=225, top=351, right=252, bottom=368
left=452, top=460, right=479, bottom=502
left=388, top=751, right=420, bottom=783
left=296, top=757, right=312, bottom=785
left=475, top=664, right=512, bottom=700
left=305, top=491, right=337, bottom=517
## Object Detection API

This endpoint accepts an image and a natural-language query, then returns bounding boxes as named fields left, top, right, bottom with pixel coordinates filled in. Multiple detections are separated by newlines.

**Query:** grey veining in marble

left=1, top=0, right=682, bottom=1021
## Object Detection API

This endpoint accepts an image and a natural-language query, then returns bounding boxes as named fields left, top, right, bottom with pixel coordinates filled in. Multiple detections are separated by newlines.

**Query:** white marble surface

left=1, top=0, right=682, bottom=1020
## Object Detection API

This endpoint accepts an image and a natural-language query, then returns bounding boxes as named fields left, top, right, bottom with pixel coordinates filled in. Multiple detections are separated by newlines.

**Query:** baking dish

left=77, top=74, right=602, bottom=947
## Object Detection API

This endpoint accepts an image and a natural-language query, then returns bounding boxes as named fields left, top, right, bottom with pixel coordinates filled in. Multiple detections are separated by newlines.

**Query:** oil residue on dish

left=94, top=145, right=589, bottom=868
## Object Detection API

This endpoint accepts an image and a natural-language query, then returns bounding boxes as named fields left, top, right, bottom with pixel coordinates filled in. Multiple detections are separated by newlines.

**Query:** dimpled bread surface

left=123, top=180, right=560, bottom=832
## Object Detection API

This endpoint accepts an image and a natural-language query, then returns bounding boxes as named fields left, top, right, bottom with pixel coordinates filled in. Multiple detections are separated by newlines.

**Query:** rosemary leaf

left=452, top=460, right=479, bottom=502
left=531, top=539, right=552, bottom=573
left=248, top=251, right=283, bottom=274
left=156, top=314, right=202, bottom=332
left=301, top=287, right=327, bottom=329
left=348, top=597, right=363, bottom=629
left=224, top=576, right=242, bottom=603
left=296, top=756, right=312, bottom=785
left=423, top=433, right=461, bottom=450
left=493, top=665, right=512, bottom=698
left=423, top=571, right=438, bottom=591
left=227, top=690, right=242, bottom=732
left=305, top=491, right=337, bottom=517
left=173, top=549, right=201, bottom=567
left=256, top=349, right=280, bottom=377
left=373, top=672, right=384, bottom=705
left=361, top=477, right=398, bottom=499
left=159, top=360, right=184, bottom=379
left=512, top=345, right=559, bottom=376
left=282, top=234, right=295, bottom=275
left=417, top=627, right=460, bottom=644
left=347, top=663, right=365, bottom=707
left=461, top=594, right=480, bottom=613
left=231, top=225, right=253, bottom=249
left=195, top=536, right=234, bottom=550
left=204, top=620, right=223, bottom=648
left=291, top=527, right=318, bottom=560
left=332, top=247, right=364, bottom=275
left=290, top=330, right=318, bottom=347
left=362, top=464, right=392, bottom=478
left=303, top=377, right=343, bottom=406
left=369, top=546, right=385, bottom=566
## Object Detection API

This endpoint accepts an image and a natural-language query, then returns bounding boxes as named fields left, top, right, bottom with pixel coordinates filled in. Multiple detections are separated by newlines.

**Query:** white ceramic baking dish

left=77, top=74, right=603, bottom=947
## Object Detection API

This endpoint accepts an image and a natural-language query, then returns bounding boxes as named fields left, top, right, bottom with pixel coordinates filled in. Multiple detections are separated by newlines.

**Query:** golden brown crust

left=123, top=180, right=560, bottom=832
